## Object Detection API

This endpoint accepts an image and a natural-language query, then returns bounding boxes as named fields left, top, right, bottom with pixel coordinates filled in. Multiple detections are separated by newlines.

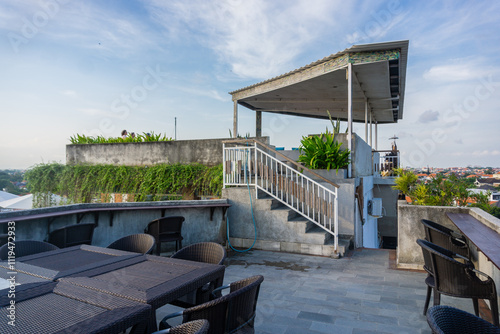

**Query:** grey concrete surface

left=156, top=248, right=477, bottom=334
left=0, top=201, right=228, bottom=250
left=396, top=201, right=468, bottom=269
left=66, top=136, right=269, bottom=166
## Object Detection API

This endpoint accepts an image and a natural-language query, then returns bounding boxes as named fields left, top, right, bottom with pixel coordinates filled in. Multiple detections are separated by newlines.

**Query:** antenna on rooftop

left=389, top=135, right=398, bottom=151
left=175, top=117, right=177, bottom=140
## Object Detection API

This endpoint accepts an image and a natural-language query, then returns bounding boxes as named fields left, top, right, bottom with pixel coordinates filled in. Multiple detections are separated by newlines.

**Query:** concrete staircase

left=228, top=191, right=352, bottom=258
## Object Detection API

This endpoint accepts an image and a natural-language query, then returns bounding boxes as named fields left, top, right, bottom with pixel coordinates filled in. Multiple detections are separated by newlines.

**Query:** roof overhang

left=229, top=40, right=409, bottom=124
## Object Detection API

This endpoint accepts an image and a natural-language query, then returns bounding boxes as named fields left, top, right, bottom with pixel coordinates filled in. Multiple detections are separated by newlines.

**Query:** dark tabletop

left=0, top=281, right=151, bottom=334
left=0, top=244, right=141, bottom=280
left=447, top=213, right=500, bottom=269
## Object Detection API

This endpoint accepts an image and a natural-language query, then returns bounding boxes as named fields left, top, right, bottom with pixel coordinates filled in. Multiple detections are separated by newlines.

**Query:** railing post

left=223, top=143, right=226, bottom=189
left=254, top=142, right=258, bottom=199
left=334, top=189, right=338, bottom=250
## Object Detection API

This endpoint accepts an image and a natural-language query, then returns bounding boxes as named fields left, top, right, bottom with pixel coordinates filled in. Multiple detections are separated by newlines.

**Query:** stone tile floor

left=156, top=248, right=480, bottom=334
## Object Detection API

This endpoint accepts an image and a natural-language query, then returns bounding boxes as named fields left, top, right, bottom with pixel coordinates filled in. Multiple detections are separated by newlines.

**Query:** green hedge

left=25, top=163, right=223, bottom=207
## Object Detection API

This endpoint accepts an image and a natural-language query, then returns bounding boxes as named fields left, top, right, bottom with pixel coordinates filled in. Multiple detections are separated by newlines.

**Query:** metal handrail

left=223, top=140, right=338, bottom=250
left=222, top=139, right=340, bottom=188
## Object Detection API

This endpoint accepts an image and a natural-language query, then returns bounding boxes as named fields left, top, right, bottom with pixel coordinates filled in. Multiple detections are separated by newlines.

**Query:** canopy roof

left=229, top=40, right=409, bottom=124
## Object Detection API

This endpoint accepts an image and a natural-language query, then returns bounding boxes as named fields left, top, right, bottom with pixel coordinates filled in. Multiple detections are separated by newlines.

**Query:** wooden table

left=447, top=213, right=500, bottom=269
left=0, top=245, right=225, bottom=333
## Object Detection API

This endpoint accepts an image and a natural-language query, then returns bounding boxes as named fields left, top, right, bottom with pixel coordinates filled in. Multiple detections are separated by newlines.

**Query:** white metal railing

left=373, top=150, right=400, bottom=177
left=223, top=139, right=339, bottom=250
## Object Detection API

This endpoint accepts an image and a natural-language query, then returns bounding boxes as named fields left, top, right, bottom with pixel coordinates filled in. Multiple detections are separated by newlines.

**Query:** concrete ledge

left=229, top=237, right=346, bottom=257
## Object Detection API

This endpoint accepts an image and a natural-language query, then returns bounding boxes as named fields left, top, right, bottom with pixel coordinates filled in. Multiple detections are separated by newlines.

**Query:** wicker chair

left=47, top=223, right=96, bottom=248
left=170, top=242, right=227, bottom=308
left=417, top=239, right=499, bottom=326
left=160, top=275, right=264, bottom=334
left=152, top=320, right=209, bottom=334
left=427, top=305, right=500, bottom=334
left=0, top=240, right=59, bottom=260
left=107, top=234, right=156, bottom=254
left=145, top=216, right=184, bottom=255
left=421, top=219, right=470, bottom=258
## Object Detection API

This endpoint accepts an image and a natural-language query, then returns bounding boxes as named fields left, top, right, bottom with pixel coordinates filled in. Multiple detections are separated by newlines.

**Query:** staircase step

left=228, top=236, right=351, bottom=258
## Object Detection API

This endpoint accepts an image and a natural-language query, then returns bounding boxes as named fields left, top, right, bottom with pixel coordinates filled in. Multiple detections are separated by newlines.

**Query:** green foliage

left=326, top=110, right=347, bottom=135
left=298, top=132, right=350, bottom=172
left=0, top=170, right=29, bottom=195
left=393, top=170, right=497, bottom=216
left=69, top=131, right=173, bottom=144
left=25, top=163, right=223, bottom=208
left=392, top=168, right=418, bottom=195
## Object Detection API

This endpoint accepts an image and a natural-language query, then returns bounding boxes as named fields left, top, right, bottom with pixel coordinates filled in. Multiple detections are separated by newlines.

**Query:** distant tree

left=485, top=167, right=493, bottom=174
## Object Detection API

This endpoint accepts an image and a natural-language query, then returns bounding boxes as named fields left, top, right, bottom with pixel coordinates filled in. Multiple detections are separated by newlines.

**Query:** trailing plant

left=298, top=131, right=350, bottom=172
left=69, top=131, right=173, bottom=144
left=25, top=163, right=223, bottom=208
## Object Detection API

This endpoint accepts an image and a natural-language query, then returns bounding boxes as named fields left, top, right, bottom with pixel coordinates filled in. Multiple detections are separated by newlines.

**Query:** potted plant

left=298, top=130, right=350, bottom=178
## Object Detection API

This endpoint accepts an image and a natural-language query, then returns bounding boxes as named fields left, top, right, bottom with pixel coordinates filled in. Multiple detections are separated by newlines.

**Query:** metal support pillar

left=233, top=100, right=238, bottom=138
left=369, top=113, right=373, bottom=147
left=347, top=63, right=353, bottom=178
left=256, top=111, right=262, bottom=137
left=364, top=100, right=368, bottom=142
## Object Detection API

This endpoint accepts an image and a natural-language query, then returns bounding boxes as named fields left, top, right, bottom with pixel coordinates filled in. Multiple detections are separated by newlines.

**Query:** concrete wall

left=0, top=201, right=227, bottom=252
left=335, top=133, right=374, bottom=177
left=222, top=179, right=356, bottom=241
left=397, top=201, right=468, bottom=269
left=397, top=202, right=500, bottom=302
left=66, top=137, right=269, bottom=166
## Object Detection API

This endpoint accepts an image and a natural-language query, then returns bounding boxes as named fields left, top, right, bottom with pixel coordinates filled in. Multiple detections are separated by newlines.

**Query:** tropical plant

left=69, top=131, right=173, bottom=144
left=298, top=132, right=350, bottom=172
left=392, top=170, right=500, bottom=218
left=25, top=163, right=223, bottom=208
left=326, top=110, right=347, bottom=135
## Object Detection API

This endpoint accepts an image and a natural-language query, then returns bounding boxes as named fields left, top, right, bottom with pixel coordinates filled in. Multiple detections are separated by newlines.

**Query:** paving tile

left=154, top=248, right=484, bottom=333
left=310, top=321, right=352, bottom=334
left=297, top=310, right=335, bottom=323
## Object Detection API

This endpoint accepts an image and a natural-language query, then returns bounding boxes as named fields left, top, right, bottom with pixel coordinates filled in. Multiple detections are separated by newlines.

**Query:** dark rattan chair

left=152, top=319, right=209, bottom=334
left=145, top=216, right=185, bottom=255
left=417, top=239, right=499, bottom=326
left=421, top=219, right=470, bottom=258
left=160, top=275, right=264, bottom=334
left=0, top=240, right=59, bottom=260
left=170, top=242, right=227, bottom=308
left=427, top=305, right=500, bottom=334
left=47, top=223, right=96, bottom=248
left=107, top=233, right=156, bottom=254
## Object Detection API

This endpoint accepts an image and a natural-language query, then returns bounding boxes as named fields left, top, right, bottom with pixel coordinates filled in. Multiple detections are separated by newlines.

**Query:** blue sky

left=1, top=0, right=499, bottom=169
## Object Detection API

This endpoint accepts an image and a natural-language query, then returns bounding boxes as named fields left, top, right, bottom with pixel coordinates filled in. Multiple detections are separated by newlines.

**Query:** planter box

left=304, top=168, right=347, bottom=182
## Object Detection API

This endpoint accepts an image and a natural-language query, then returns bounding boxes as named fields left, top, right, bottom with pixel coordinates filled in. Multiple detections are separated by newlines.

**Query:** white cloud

left=423, top=60, right=491, bottom=83
left=78, top=108, right=110, bottom=117
left=418, top=110, right=439, bottom=123
left=144, top=0, right=341, bottom=79
left=61, top=90, right=77, bottom=97
left=472, top=150, right=500, bottom=157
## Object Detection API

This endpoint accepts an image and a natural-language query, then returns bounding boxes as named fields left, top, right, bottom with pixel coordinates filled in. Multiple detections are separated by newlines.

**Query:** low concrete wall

left=0, top=201, right=228, bottom=252
left=66, top=137, right=269, bottom=166
left=397, top=202, right=500, bottom=303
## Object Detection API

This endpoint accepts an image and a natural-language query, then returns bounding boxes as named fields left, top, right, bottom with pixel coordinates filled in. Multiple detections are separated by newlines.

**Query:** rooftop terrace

left=157, top=248, right=479, bottom=334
